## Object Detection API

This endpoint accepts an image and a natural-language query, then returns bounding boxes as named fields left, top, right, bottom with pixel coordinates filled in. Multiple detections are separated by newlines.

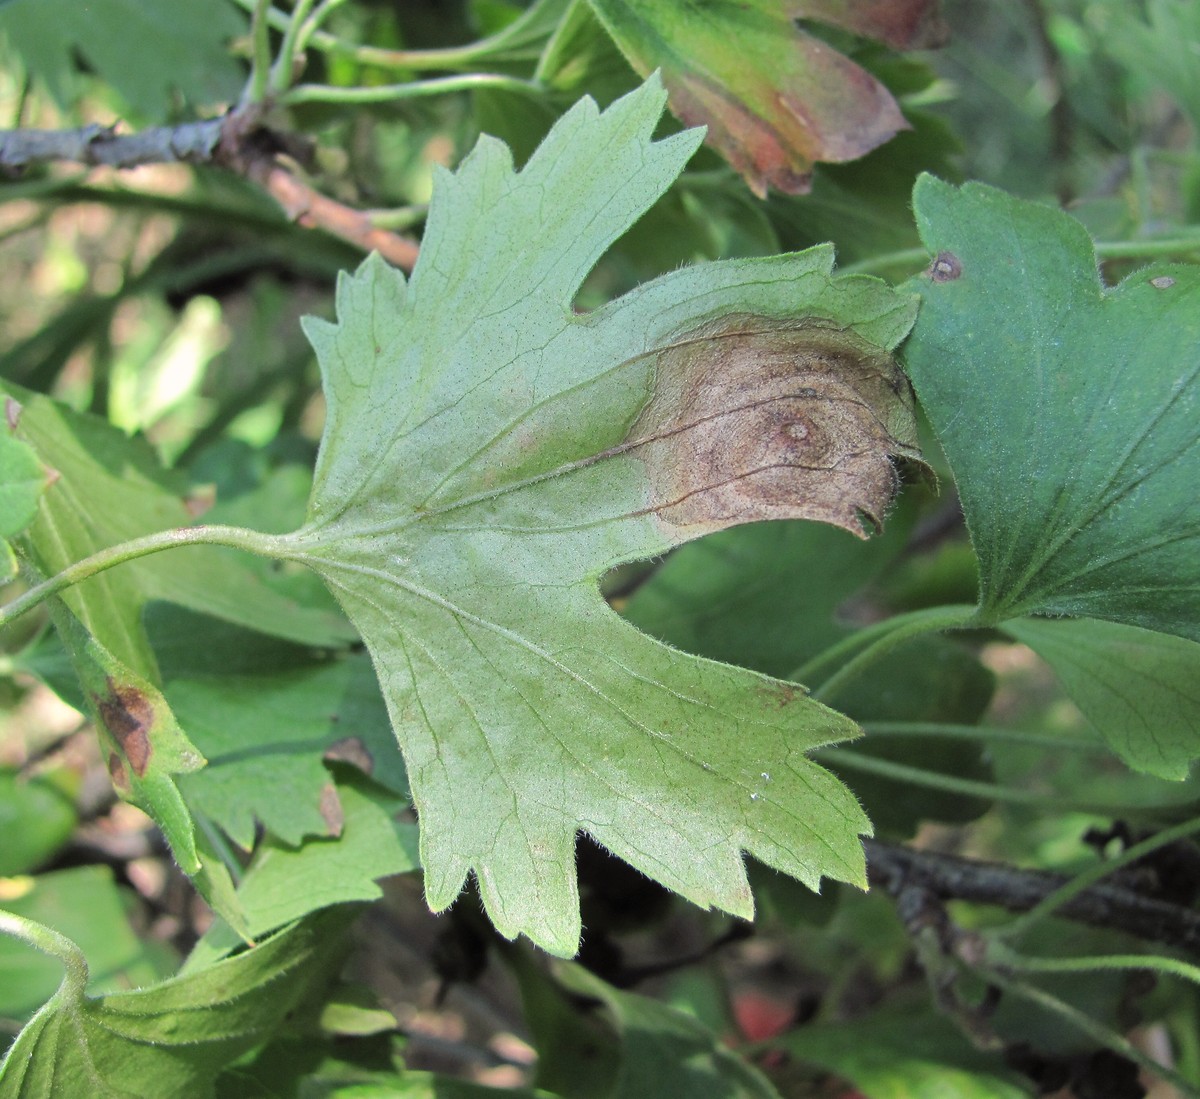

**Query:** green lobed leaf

left=0, top=910, right=351, bottom=1099
left=512, top=953, right=778, bottom=1098
left=782, top=1008, right=1026, bottom=1098
left=49, top=603, right=206, bottom=875
left=2, top=380, right=354, bottom=677
left=0, top=867, right=168, bottom=1026
left=171, top=654, right=406, bottom=851
left=566, top=963, right=778, bottom=1098
left=0, top=0, right=245, bottom=122
left=583, top=0, right=946, bottom=195
left=278, top=78, right=923, bottom=955
left=903, top=175, right=1200, bottom=641
left=185, top=778, right=419, bottom=971
left=1004, top=616, right=1200, bottom=781
left=624, top=510, right=996, bottom=836
left=0, top=768, right=77, bottom=876
left=0, top=420, right=47, bottom=542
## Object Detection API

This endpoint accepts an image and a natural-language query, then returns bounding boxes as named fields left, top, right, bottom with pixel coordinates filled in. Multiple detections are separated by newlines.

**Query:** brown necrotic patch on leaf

left=107, top=753, right=129, bottom=791
left=627, top=316, right=921, bottom=540
left=95, top=677, right=153, bottom=776
left=929, top=251, right=962, bottom=282
left=663, top=49, right=908, bottom=197
left=319, top=782, right=345, bottom=837
left=798, top=0, right=949, bottom=50
left=586, top=1, right=944, bottom=196
left=324, top=735, right=375, bottom=776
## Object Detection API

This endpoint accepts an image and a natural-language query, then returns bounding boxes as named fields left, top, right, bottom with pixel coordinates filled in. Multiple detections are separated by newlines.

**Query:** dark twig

left=0, top=121, right=225, bottom=169
left=0, top=113, right=419, bottom=272
left=865, top=838, right=1200, bottom=957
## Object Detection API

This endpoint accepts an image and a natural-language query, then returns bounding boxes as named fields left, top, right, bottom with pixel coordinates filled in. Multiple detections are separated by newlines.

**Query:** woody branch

left=0, top=113, right=418, bottom=272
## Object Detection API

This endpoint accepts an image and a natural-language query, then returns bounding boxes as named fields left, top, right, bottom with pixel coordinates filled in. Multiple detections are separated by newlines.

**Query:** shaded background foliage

left=1, top=1, right=1199, bottom=1097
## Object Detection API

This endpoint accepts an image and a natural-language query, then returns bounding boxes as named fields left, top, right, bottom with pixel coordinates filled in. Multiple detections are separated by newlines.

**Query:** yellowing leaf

left=271, top=78, right=921, bottom=955
left=584, top=0, right=947, bottom=194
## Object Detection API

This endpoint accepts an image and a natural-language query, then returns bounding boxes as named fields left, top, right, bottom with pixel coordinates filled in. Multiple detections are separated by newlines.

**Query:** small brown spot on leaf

left=757, top=681, right=804, bottom=708
left=1150, top=275, right=1176, bottom=290
left=95, top=678, right=153, bottom=776
left=319, top=782, right=345, bottom=837
left=5, top=397, right=21, bottom=431
left=108, top=752, right=129, bottom=791
left=929, top=252, right=962, bottom=282
left=627, top=316, right=922, bottom=540
left=184, top=485, right=216, bottom=518
left=324, top=735, right=375, bottom=776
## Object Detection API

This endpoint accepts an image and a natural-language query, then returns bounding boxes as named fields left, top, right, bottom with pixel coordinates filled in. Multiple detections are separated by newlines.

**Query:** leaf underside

left=279, top=77, right=922, bottom=955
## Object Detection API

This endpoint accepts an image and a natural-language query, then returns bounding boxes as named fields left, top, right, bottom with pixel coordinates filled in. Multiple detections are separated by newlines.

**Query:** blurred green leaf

left=0, top=422, right=47, bottom=585
left=623, top=511, right=916, bottom=679
left=768, top=107, right=961, bottom=263
left=782, top=1007, right=1026, bottom=1097
left=185, top=777, right=418, bottom=971
left=904, top=176, right=1200, bottom=641
left=0, top=867, right=168, bottom=1024
left=3, top=382, right=355, bottom=677
left=515, top=955, right=779, bottom=1098
left=297, top=1076, right=556, bottom=1098
left=0, top=429, right=47, bottom=542
left=826, top=635, right=995, bottom=836
left=0, top=0, right=245, bottom=121
left=172, top=653, right=406, bottom=850
left=538, top=0, right=640, bottom=105
left=1096, top=0, right=1200, bottom=131
left=0, top=768, right=77, bottom=876
left=1004, top=616, right=1200, bottom=780
left=0, top=909, right=351, bottom=1099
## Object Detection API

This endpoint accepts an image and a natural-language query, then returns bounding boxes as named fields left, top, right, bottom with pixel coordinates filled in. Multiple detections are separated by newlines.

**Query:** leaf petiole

left=983, top=969, right=1200, bottom=1098
left=295, top=0, right=349, bottom=56
left=0, top=524, right=286, bottom=632
left=802, top=604, right=979, bottom=703
left=988, top=943, right=1200, bottom=989
left=817, top=747, right=1178, bottom=816
left=0, top=910, right=88, bottom=1003
left=842, top=235, right=1200, bottom=278
left=269, top=0, right=319, bottom=95
left=282, top=74, right=543, bottom=107
left=243, top=0, right=274, bottom=106
left=226, top=0, right=549, bottom=73
left=862, top=720, right=1103, bottom=752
